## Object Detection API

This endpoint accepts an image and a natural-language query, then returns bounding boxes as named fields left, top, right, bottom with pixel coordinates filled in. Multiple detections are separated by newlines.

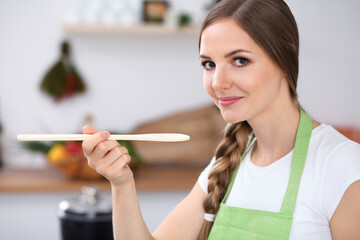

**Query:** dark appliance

left=58, top=186, right=113, bottom=240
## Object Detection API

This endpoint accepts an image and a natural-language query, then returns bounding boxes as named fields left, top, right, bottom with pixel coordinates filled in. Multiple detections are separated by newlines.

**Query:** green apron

left=208, top=109, right=313, bottom=240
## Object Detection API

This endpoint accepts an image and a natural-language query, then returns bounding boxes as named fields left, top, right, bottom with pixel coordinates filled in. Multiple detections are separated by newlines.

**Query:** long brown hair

left=198, top=0, right=299, bottom=239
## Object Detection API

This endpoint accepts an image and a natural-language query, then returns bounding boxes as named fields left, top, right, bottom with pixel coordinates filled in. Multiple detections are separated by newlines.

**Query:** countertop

left=0, top=165, right=203, bottom=192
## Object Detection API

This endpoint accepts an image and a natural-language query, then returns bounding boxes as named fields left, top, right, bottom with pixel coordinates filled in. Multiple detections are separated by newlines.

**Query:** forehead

left=200, top=18, right=260, bottom=55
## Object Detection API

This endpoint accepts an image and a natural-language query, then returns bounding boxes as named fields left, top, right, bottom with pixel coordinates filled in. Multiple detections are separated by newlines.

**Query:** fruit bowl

left=23, top=139, right=143, bottom=180
left=46, top=142, right=103, bottom=180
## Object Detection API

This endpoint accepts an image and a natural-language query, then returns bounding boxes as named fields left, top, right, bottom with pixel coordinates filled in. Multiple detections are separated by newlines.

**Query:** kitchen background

left=0, top=0, right=359, bottom=239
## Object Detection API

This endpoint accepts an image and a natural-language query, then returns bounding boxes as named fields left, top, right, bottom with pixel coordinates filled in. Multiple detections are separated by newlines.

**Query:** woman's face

left=200, top=18, right=287, bottom=124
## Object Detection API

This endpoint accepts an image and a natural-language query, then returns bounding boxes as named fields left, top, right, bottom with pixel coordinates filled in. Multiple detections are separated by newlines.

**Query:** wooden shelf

left=0, top=165, right=202, bottom=192
left=62, top=23, right=200, bottom=36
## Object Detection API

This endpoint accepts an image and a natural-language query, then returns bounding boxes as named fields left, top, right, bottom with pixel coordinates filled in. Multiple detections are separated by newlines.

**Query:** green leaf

left=22, top=142, right=52, bottom=154
left=40, top=61, right=67, bottom=98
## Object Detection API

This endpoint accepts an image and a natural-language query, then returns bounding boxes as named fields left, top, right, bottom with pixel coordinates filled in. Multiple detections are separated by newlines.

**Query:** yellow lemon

left=47, top=143, right=68, bottom=163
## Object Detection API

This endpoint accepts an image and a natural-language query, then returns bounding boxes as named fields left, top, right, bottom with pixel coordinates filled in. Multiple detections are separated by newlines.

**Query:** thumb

left=82, top=125, right=98, bottom=134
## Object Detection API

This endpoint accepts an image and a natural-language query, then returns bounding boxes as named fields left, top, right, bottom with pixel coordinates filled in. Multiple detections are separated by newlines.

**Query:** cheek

left=247, top=65, right=282, bottom=102
left=203, top=74, right=214, bottom=97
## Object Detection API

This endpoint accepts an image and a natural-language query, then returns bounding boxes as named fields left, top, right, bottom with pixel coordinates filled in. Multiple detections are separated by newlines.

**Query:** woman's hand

left=82, top=125, right=133, bottom=186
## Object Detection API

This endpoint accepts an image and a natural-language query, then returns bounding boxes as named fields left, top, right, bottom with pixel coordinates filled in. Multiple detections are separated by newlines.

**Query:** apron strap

left=280, top=109, right=312, bottom=215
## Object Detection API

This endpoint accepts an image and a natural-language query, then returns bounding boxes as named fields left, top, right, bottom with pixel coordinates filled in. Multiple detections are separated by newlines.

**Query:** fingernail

left=102, top=131, right=110, bottom=138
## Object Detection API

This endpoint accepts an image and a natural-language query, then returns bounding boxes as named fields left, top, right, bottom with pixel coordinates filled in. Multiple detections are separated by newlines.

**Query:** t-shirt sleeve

left=198, top=157, right=217, bottom=194
left=323, top=141, right=360, bottom=220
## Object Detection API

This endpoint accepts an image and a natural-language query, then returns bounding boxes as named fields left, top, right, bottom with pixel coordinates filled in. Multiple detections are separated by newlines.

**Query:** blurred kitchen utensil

left=58, top=186, right=113, bottom=240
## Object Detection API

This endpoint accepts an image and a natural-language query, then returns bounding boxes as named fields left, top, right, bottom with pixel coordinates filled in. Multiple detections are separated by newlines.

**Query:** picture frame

left=143, top=1, right=168, bottom=23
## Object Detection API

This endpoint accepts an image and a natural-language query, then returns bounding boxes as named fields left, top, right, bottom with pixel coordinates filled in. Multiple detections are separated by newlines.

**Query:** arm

left=153, top=182, right=207, bottom=240
left=82, top=126, right=207, bottom=240
left=111, top=174, right=206, bottom=240
left=111, top=178, right=154, bottom=240
left=82, top=126, right=153, bottom=240
left=330, top=180, right=360, bottom=240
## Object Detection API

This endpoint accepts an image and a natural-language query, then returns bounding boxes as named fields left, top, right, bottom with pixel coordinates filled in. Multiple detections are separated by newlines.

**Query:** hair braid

left=198, top=121, right=252, bottom=240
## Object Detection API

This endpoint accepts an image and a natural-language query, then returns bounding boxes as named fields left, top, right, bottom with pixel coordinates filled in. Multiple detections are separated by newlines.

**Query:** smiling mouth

left=219, top=96, right=243, bottom=106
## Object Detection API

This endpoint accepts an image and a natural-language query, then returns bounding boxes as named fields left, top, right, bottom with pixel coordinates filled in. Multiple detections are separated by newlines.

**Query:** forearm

left=111, top=179, right=154, bottom=240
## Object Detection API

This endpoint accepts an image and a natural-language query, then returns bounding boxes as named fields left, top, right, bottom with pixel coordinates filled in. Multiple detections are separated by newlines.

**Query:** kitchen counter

left=0, top=165, right=203, bottom=192
left=0, top=166, right=194, bottom=240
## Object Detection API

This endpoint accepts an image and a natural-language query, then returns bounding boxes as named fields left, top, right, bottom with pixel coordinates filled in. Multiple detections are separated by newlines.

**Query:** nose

left=212, top=65, right=232, bottom=91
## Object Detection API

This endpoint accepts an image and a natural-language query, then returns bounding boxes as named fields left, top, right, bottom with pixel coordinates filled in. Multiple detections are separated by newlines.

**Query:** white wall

left=0, top=0, right=210, bottom=167
left=0, top=0, right=359, bottom=168
left=287, top=0, right=360, bottom=126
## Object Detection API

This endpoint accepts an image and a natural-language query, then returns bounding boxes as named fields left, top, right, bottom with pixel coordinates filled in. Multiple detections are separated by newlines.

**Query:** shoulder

left=308, top=124, right=360, bottom=220
left=309, top=123, right=360, bottom=189
left=309, top=123, right=360, bottom=161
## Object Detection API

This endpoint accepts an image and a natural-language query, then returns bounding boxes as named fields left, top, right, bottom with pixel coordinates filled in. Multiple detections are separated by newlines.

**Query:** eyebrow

left=199, top=49, right=252, bottom=59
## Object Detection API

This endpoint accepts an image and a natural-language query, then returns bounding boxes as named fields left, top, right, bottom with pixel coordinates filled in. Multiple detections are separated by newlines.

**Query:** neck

left=248, top=101, right=300, bottom=167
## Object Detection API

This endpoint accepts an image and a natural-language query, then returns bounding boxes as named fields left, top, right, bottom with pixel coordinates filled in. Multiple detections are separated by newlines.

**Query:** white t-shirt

left=198, top=123, right=360, bottom=239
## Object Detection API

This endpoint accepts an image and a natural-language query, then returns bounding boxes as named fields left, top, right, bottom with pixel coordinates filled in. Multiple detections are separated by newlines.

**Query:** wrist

left=107, top=165, right=134, bottom=187
left=111, top=176, right=136, bottom=194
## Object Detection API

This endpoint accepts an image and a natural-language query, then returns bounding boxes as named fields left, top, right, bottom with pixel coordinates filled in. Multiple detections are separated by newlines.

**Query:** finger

left=82, top=125, right=98, bottom=134
left=91, top=139, right=121, bottom=160
left=109, top=153, right=132, bottom=171
left=82, top=131, right=110, bottom=156
left=97, top=146, right=129, bottom=172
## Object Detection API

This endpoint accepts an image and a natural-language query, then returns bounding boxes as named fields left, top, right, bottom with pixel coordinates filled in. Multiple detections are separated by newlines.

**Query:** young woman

left=82, top=0, right=360, bottom=239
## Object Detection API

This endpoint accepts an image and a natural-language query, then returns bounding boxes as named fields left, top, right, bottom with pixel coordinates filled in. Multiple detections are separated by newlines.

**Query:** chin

left=220, top=111, right=245, bottom=124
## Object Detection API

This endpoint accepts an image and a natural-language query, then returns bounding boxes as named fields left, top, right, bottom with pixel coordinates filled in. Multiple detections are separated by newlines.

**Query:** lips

left=219, top=96, right=242, bottom=106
